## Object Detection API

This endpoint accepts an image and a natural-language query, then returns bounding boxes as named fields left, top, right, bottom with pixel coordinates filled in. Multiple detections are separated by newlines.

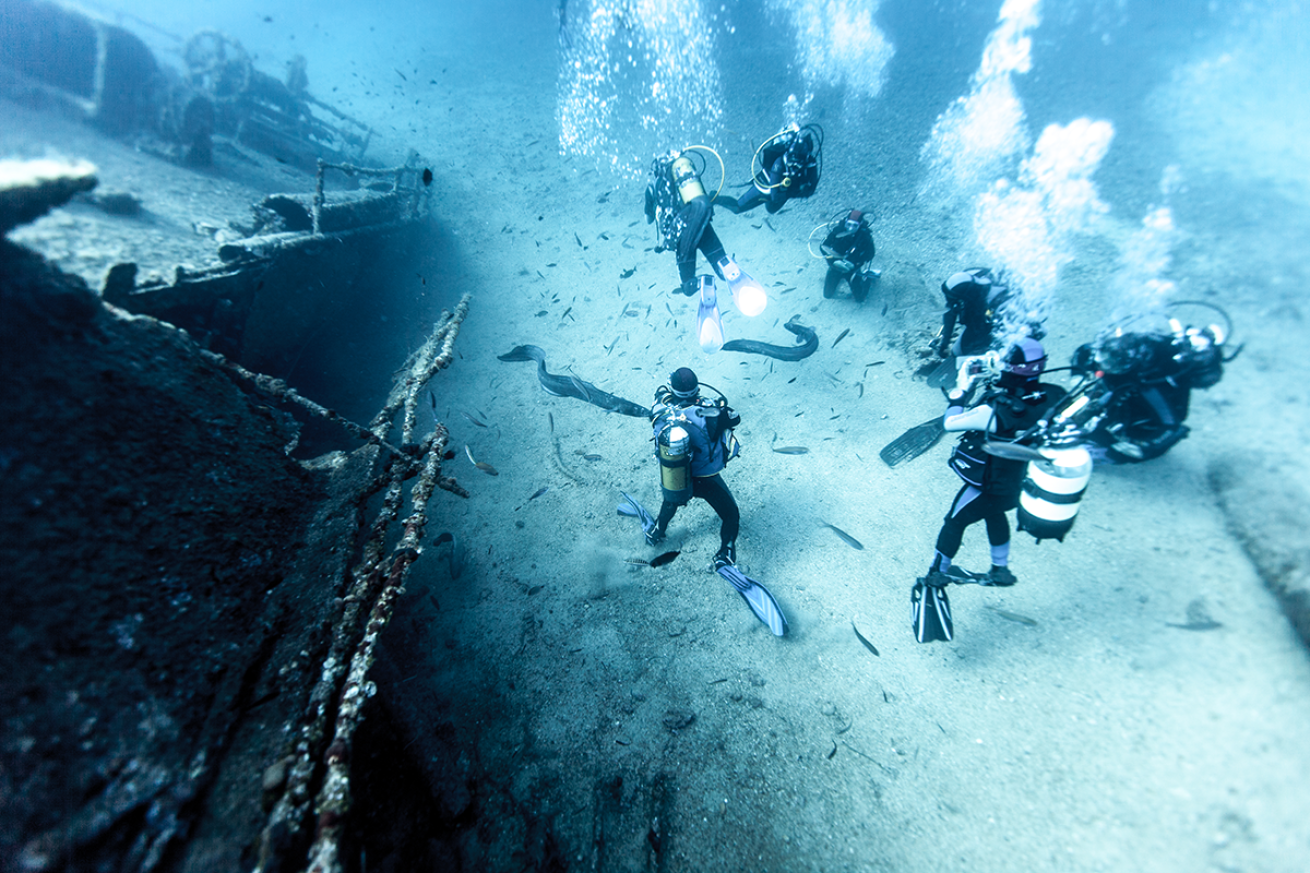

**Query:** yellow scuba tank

left=1017, top=444, right=1092, bottom=542
left=671, top=155, right=706, bottom=204
left=657, top=422, right=693, bottom=505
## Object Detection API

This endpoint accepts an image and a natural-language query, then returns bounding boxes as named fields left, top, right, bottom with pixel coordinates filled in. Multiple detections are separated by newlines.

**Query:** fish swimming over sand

left=821, top=522, right=864, bottom=550
left=498, top=345, right=650, bottom=418
left=721, top=316, right=818, bottom=361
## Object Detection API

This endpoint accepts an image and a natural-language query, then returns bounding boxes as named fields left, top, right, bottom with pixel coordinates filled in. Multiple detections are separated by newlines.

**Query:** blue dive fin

left=696, top=275, right=724, bottom=354
left=717, top=565, right=788, bottom=637
left=617, top=490, right=658, bottom=537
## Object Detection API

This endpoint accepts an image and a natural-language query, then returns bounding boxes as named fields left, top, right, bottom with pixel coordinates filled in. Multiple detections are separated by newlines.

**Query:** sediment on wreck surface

left=0, top=236, right=359, bottom=870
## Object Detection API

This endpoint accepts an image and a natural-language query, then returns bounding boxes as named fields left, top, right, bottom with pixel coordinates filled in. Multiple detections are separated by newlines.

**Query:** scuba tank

left=656, top=423, right=693, bottom=505
left=1017, top=391, right=1095, bottom=542
left=1017, top=445, right=1092, bottom=542
left=671, top=155, right=705, bottom=204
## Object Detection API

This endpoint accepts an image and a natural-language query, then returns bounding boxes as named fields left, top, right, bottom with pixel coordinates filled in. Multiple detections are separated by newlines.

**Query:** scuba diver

left=1065, top=320, right=1229, bottom=464
left=931, top=267, right=1013, bottom=357
left=913, top=338, right=1066, bottom=644
left=644, top=148, right=768, bottom=352
left=646, top=367, right=743, bottom=572
left=645, top=149, right=730, bottom=299
left=717, top=123, right=823, bottom=215
left=818, top=209, right=878, bottom=302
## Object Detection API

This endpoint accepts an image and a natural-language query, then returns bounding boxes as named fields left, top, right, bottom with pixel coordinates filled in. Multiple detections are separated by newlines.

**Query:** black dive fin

left=880, top=417, right=945, bottom=468
left=911, top=577, right=953, bottom=643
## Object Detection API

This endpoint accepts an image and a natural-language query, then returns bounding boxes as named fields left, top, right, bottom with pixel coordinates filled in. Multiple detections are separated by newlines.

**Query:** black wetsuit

left=718, top=129, right=820, bottom=215
left=821, top=221, right=876, bottom=302
left=646, top=163, right=729, bottom=295
left=651, top=392, right=741, bottom=548
left=932, top=377, right=1065, bottom=567
left=938, top=268, right=1007, bottom=356
left=1075, top=335, right=1201, bottom=464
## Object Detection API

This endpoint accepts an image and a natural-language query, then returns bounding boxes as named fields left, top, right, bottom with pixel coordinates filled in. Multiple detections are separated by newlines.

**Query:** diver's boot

left=677, top=279, right=698, bottom=297
left=985, top=565, right=1017, bottom=587
left=713, top=541, right=737, bottom=571
left=645, top=526, right=666, bottom=547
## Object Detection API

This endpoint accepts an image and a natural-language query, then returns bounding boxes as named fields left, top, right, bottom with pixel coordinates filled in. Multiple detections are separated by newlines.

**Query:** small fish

left=987, top=606, right=1039, bottom=627
left=1166, top=598, right=1223, bottom=631
left=851, top=618, right=880, bottom=657
left=624, top=558, right=650, bottom=566
left=821, top=522, right=864, bottom=550
left=529, top=487, right=549, bottom=500
left=772, top=446, right=810, bottom=455
left=421, top=168, right=433, bottom=187
left=535, top=310, right=549, bottom=317
left=528, top=584, right=545, bottom=595
left=561, top=306, right=574, bottom=321
left=865, top=361, right=886, bottom=367
left=569, top=374, right=591, bottom=402
left=649, top=551, right=680, bottom=568
left=394, top=68, right=407, bottom=81
left=620, top=267, right=636, bottom=279
left=832, top=328, right=851, bottom=349
left=574, top=232, right=584, bottom=247
left=460, top=410, right=488, bottom=428
left=464, top=445, right=499, bottom=476
left=582, top=453, right=602, bottom=461
left=548, top=412, right=555, bottom=433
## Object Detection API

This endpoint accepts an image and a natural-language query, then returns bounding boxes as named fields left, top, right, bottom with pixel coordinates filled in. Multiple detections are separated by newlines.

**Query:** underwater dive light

left=716, top=256, right=768, bottom=317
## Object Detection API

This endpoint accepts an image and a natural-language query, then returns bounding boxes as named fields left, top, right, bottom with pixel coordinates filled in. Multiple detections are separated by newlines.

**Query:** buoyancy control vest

left=651, top=394, right=741, bottom=486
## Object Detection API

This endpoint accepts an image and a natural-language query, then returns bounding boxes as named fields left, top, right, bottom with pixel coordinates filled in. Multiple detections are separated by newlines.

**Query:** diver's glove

left=1110, top=439, right=1145, bottom=460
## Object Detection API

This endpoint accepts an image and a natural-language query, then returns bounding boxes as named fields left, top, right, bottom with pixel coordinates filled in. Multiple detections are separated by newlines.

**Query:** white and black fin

left=912, top=577, right=954, bottom=643
left=617, top=490, right=658, bottom=538
left=718, top=566, right=788, bottom=637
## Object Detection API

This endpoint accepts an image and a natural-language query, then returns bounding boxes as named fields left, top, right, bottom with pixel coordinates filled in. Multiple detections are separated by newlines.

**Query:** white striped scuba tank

left=1017, top=445, right=1092, bottom=542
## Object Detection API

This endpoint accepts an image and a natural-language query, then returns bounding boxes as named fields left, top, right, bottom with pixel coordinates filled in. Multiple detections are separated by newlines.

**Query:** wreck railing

left=312, top=158, right=429, bottom=237
left=250, top=293, right=472, bottom=873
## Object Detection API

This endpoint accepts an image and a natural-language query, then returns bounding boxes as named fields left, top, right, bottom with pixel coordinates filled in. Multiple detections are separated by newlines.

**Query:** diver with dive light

left=644, top=147, right=769, bottom=353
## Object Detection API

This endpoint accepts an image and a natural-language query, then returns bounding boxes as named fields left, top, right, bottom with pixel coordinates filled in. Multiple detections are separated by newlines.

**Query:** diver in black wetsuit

left=1069, top=324, right=1227, bottom=464
left=718, top=123, right=822, bottom=215
left=928, top=338, right=1065, bottom=588
left=645, top=151, right=732, bottom=298
left=931, top=267, right=1011, bottom=357
left=820, top=209, right=878, bottom=302
left=647, top=368, right=743, bottom=571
